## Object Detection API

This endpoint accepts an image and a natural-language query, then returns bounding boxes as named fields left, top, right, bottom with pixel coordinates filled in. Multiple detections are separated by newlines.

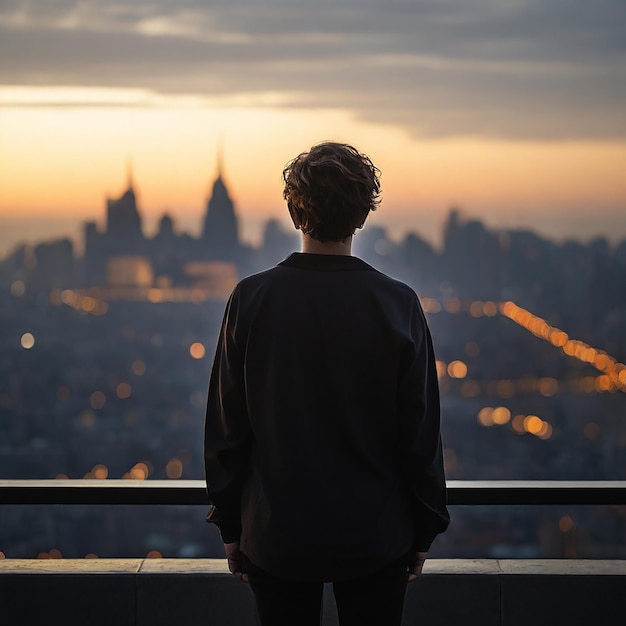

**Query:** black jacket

left=204, top=253, right=449, bottom=581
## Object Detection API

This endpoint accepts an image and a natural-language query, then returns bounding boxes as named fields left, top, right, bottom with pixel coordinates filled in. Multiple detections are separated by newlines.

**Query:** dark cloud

left=1, top=0, right=625, bottom=140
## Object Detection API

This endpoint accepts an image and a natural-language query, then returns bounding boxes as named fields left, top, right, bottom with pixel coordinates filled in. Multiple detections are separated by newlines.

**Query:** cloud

left=1, top=0, right=625, bottom=140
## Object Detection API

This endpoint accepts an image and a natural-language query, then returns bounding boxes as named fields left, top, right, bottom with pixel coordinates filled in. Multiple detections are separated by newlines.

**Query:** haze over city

left=1, top=0, right=625, bottom=255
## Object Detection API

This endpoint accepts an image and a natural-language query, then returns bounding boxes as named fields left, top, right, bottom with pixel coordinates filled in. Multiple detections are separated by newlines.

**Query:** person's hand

left=224, top=541, right=249, bottom=583
left=407, top=551, right=428, bottom=583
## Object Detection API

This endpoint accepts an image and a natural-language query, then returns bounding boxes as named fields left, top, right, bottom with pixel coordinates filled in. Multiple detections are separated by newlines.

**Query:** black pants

left=244, top=554, right=410, bottom=626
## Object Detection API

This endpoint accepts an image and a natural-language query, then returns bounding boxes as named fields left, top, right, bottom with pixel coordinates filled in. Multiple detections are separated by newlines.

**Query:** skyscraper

left=106, top=167, right=143, bottom=255
left=202, top=161, right=240, bottom=260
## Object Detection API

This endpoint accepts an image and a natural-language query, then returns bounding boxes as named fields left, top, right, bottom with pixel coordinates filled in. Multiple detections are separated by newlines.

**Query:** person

left=204, top=142, right=449, bottom=626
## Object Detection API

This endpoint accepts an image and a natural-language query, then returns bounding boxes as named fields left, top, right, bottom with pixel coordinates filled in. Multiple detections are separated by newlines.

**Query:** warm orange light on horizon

left=1, top=90, right=626, bottom=249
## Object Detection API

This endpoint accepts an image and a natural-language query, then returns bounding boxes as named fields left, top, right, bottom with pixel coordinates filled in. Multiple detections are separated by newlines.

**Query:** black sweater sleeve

left=204, top=288, right=251, bottom=543
left=397, top=297, right=450, bottom=551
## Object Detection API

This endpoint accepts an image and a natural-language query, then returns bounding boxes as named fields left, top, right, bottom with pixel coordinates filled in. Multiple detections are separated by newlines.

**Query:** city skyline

left=2, top=150, right=626, bottom=261
left=1, top=1, right=625, bottom=250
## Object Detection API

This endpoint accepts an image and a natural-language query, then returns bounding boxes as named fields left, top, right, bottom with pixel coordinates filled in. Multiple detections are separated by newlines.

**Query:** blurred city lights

left=116, top=382, right=132, bottom=399
left=419, top=296, right=441, bottom=313
left=492, top=407, right=511, bottom=425
left=131, top=360, right=146, bottom=376
left=166, top=457, right=183, bottom=479
left=89, top=391, right=106, bottom=409
left=447, top=360, right=468, bottom=379
left=20, top=332, right=35, bottom=349
left=189, top=342, right=206, bottom=359
left=79, top=410, right=96, bottom=428
left=10, top=280, right=25, bottom=297
left=500, top=300, right=626, bottom=392
left=128, top=462, right=150, bottom=480
left=92, top=464, right=108, bottom=479
left=511, top=415, right=526, bottom=434
left=477, top=407, right=495, bottom=426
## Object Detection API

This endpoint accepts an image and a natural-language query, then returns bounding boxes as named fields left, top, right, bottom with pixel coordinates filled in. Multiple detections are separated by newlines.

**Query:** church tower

left=202, top=151, right=240, bottom=260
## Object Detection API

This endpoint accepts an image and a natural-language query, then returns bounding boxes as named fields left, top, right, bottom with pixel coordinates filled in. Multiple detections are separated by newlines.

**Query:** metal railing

left=1, top=479, right=625, bottom=506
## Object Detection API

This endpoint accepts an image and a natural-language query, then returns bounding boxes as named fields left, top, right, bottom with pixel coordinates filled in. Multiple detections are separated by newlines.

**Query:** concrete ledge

left=1, top=559, right=625, bottom=626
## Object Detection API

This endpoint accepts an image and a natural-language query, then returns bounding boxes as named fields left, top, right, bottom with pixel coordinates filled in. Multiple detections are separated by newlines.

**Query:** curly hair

left=282, top=142, right=381, bottom=242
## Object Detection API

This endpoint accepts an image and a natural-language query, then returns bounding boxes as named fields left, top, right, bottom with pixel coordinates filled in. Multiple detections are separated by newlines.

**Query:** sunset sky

left=1, top=0, right=625, bottom=253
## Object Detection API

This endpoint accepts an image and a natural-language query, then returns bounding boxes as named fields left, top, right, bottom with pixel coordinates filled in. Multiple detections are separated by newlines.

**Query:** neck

left=301, top=234, right=352, bottom=256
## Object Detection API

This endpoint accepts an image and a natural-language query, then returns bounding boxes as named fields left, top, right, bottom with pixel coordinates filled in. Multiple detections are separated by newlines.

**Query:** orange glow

left=447, top=360, right=468, bottom=379
left=469, top=301, right=483, bottom=317
left=2, top=91, right=625, bottom=249
left=85, top=553, right=99, bottom=559
left=492, top=407, right=511, bottom=425
left=460, top=380, right=480, bottom=398
left=189, top=342, right=206, bottom=359
left=523, top=415, right=543, bottom=435
left=496, top=380, right=516, bottom=399
left=146, top=550, right=162, bottom=559
left=116, top=382, right=132, bottom=399
left=92, top=464, right=108, bottom=479
left=435, top=360, right=447, bottom=379
left=444, top=297, right=461, bottom=314
left=483, top=301, right=498, bottom=317
left=20, top=333, right=35, bottom=349
left=132, top=360, right=147, bottom=376
left=511, top=415, right=526, bottom=434
left=129, top=462, right=149, bottom=480
left=500, top=300, right=626, bottom=390
left=538, top=378, right=558, bottom=397
left=89, top=391, right=106, bottom=410
left=79, top=410, right=96, bottom=427
left=419, top=297, right=441, bottom=314
left=537, top=421, right=552, bottom=439
left=147, top=288, right=163, bottom=303
left=595, top=375, right=613, bottom=392
left=166, top=458, right=184, bottom=479
left=0, top=551, right=5, bottom=558
left=477, top=407, right=495, bottom=427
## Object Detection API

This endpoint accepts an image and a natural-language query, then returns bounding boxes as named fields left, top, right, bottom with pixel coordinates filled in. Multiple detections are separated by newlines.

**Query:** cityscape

left=1, top=164, right=625, bottom=561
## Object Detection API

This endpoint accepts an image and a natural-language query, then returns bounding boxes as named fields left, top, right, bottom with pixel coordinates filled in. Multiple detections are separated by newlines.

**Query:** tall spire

left=126, top=155, right=134, bottom=191
left=216, top=137, right=224, bottom=179
left=202, top=141, right=240, bottom=258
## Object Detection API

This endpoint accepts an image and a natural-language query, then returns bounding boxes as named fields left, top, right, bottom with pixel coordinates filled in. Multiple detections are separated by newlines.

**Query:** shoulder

left=233, top=265, right=287, bottom=295
left=365, top=265, right=421, bottom=304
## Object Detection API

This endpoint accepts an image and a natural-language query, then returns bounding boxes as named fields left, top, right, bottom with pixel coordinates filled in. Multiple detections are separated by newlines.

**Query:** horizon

left=2, top=189, right=625, bottom=261
left=1, top=1, right=625, bottom=255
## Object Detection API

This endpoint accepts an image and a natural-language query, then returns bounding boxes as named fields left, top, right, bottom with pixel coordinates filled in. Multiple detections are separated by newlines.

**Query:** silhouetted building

left=202, top=167, right=240, bottom=261
left=33, top=238, right=75, bottom=289
left=80, top=158, right=249, bottom=289
left=106, top=172, right=143, bottom=256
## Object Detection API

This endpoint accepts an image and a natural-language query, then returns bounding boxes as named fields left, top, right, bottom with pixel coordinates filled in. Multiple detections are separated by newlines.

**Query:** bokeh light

left=166, top=458, right=183, bottom=479
left=20, top=332, right=35, bottom=349
left=189, top=342, right=206, bottom=359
